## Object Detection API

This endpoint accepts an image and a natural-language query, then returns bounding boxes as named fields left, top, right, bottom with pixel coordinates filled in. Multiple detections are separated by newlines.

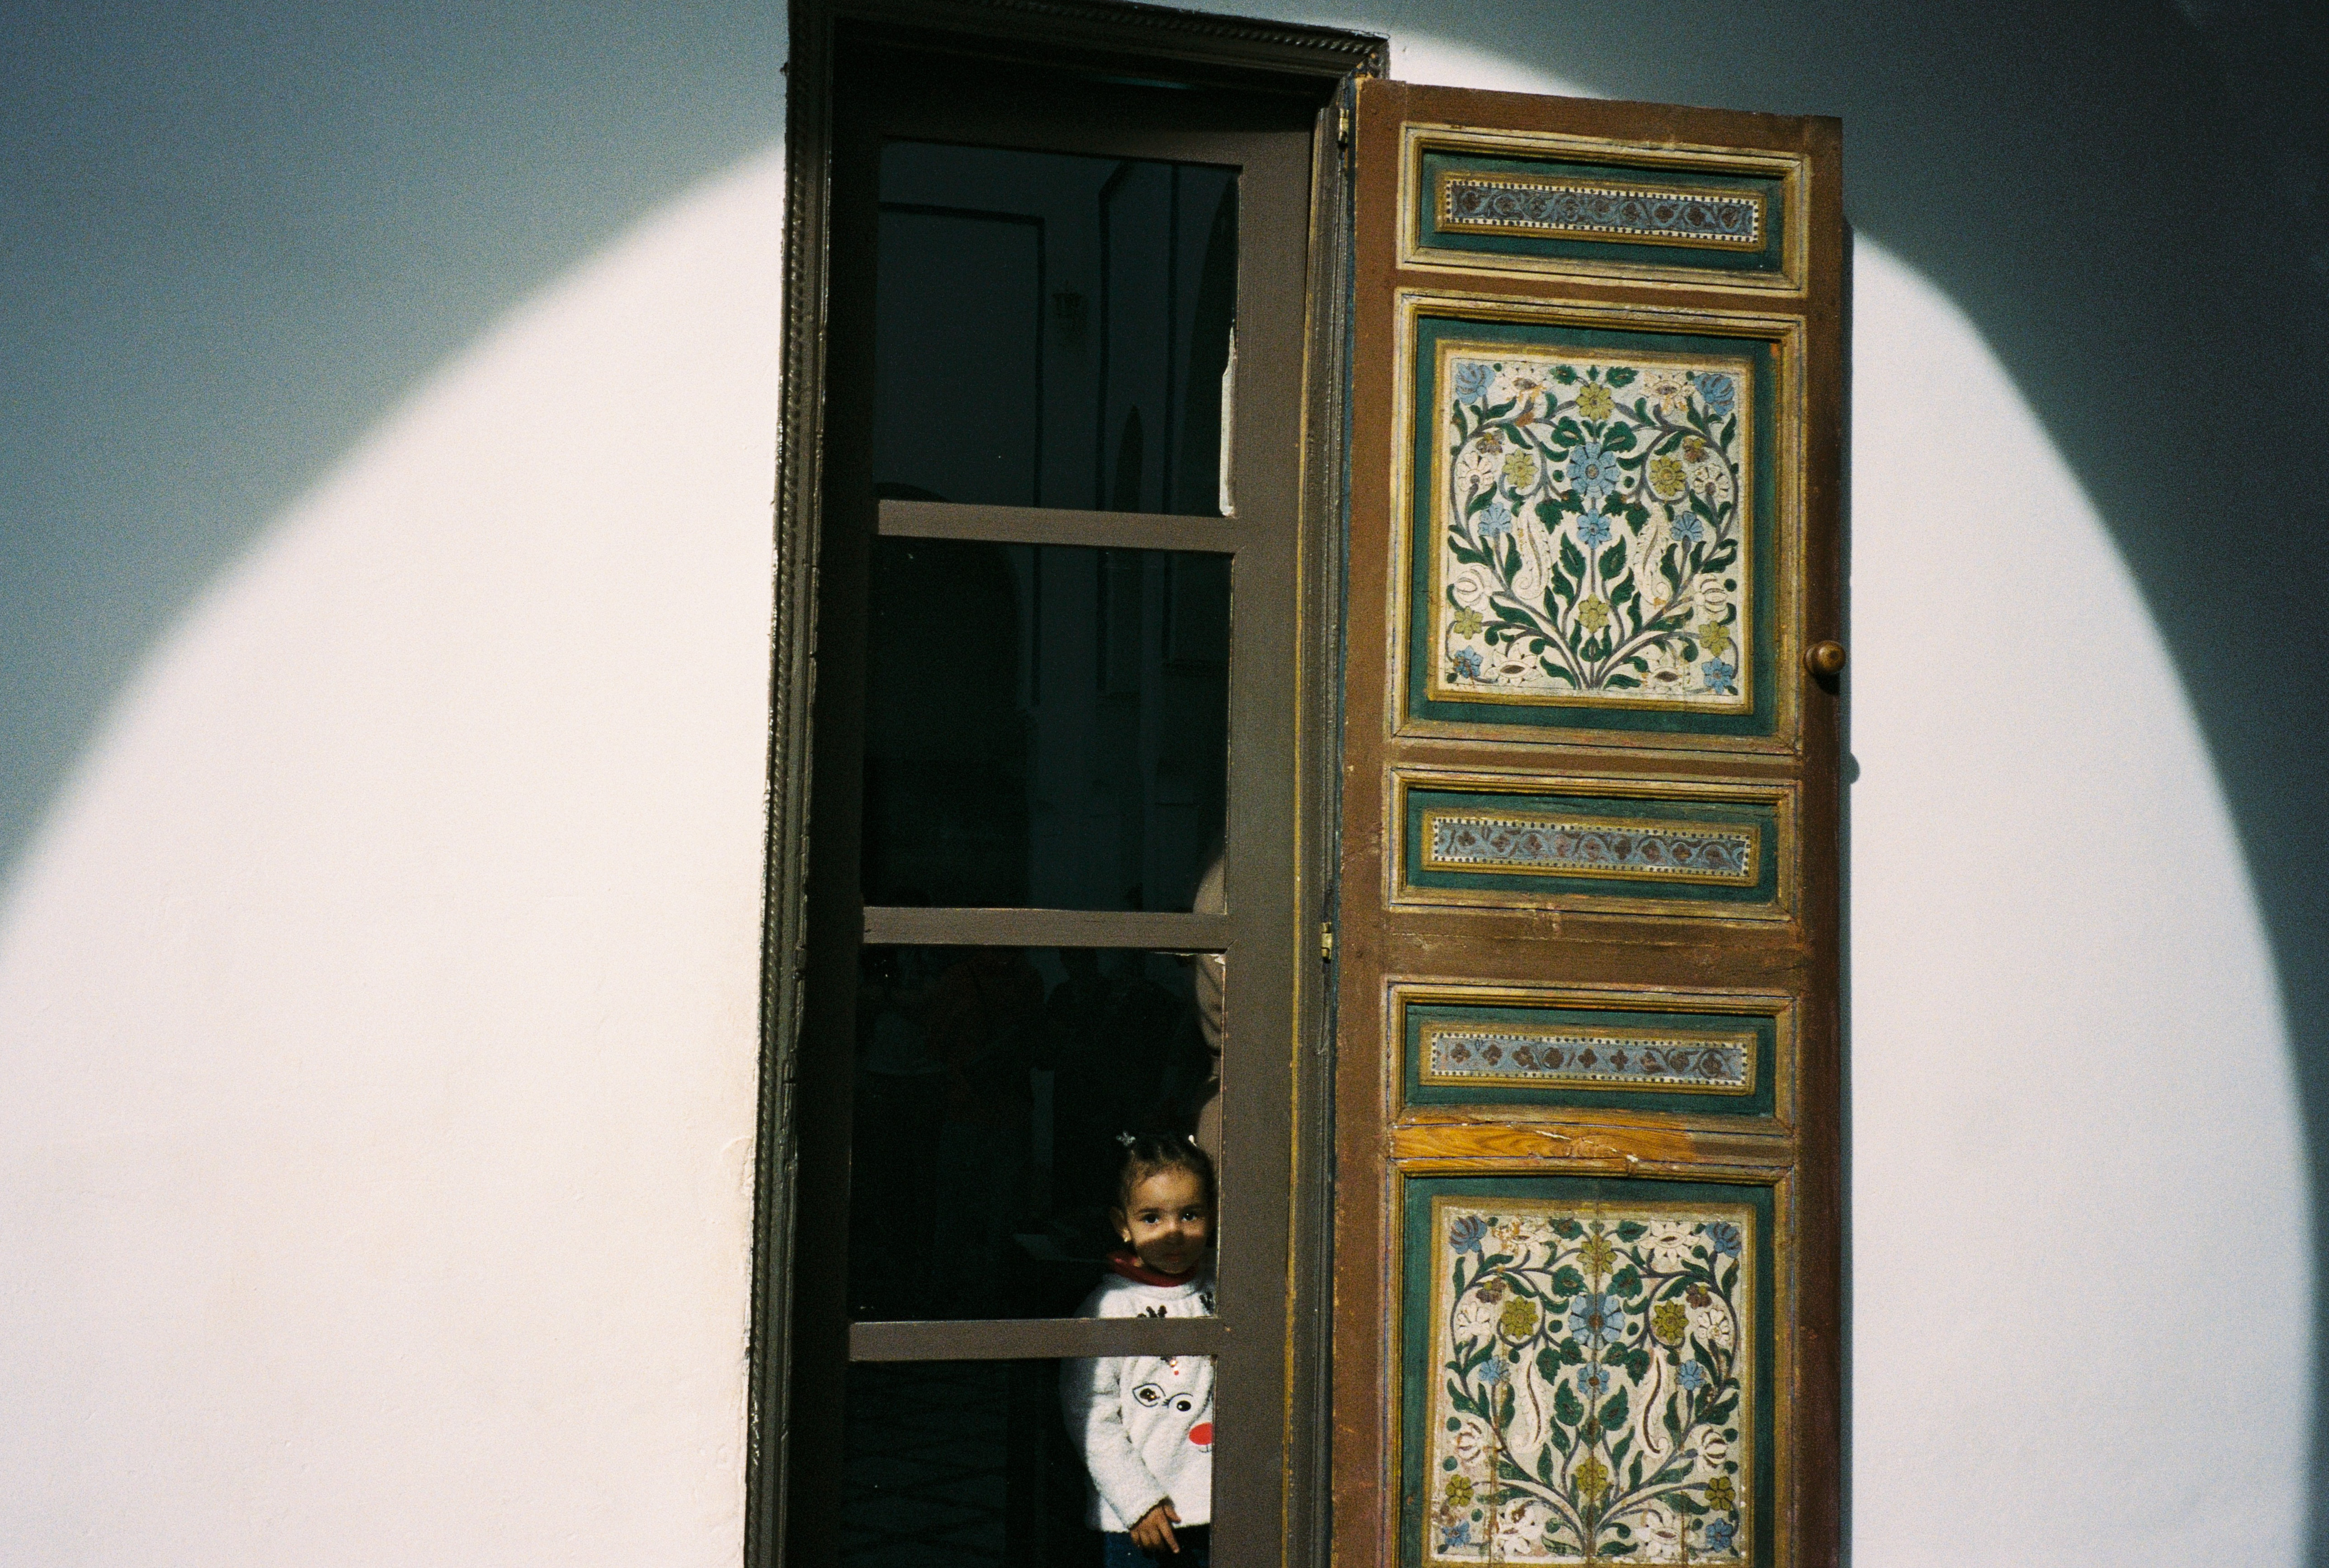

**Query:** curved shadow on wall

left=1443, top=0, right=2329, bottom=1546
left=0, top=0, right=781, bottom=884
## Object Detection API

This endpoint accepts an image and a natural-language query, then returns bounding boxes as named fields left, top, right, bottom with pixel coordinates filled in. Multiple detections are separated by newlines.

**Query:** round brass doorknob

left=1805, top=640, right=1847, bottom=676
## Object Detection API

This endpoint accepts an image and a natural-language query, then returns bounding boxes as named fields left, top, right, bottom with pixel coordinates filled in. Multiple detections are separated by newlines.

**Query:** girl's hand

left=1129, top=1500, right=1181, bottom=1555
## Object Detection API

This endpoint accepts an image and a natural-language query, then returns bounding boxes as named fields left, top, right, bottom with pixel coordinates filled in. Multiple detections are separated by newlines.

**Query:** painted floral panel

left=1425, top=1198, right=1752, bottom=1565
left=1430, top=348, right=1751, bottom=711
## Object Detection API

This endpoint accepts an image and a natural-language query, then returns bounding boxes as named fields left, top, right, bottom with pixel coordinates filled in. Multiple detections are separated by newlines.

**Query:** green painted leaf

left=1598, top=542, right=1628, bottom=580
left=1615, top=1220, right=1648, bottom=1243
left=1552, top=364, right=1578, bottom=384
left=1608, top=1264, right=1643, bottom=1298
left=1549, top=1265, right=1585, bottom=1295
left=1605, top=367, right=1636, bottom=387
left=1623, top=501, right=1649, bottom=526
left=1625, top=1347, right=1653, bottom=1379
left=1553, top=1380, right=1585, bottom=1427
left=1603, top=423, right=1636, bottom=452
left=1629, top=1452, right=1645, bottom=1491
left=1599, top=1389, right=1629, bottom=1430
left=1605, top=673, right=1642, bottom=688
left=1548, top=1422, right=1573, bottom=1454
left=1551, top=1217, right=1582, bottom=1238
left=1558, top=535, right=1587, bottom=579
left=1672, top=1491, right=1708, bottom=1516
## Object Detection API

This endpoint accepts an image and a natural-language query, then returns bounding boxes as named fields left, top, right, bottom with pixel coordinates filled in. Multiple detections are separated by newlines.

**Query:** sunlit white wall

left=0, top=153, right=783, bottom=1563
left=0, top=14, right=2308, bottom=1568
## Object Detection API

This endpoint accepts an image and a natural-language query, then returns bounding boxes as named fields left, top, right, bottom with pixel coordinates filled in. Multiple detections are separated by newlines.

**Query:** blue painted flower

left=1701, top=659, right=1737, bottom=696
left=1480, top=1355, right=1509, bottom=1385
left=1576, top=1364, right=1612, bottom=1400
left=1677, top=1360, right=1708, bottom=1391
left=1451, top=648, right=1485, bottom=682
left=1693, top=372, right=1736, bottom=414
left=1478, top=499, right=1515, bottom=538
left=1450, top=1214, right=1490, bottom=1253
left=1670, top=508, right=1704, bottom=542
left=1565, top=442, right=1622, bottom=502
left=1453, top=360, right=1496, bottom=404
left=1441, top=1520, right=1473, bottom=1549
left=1702, top=1516, right=1737, bottom=1553
left=1567, top=1292, right=1627, bottom=1347
left=1705, top=1221, right=1743, bottom=1257
left=1575, top=509, right=1612, bottom=547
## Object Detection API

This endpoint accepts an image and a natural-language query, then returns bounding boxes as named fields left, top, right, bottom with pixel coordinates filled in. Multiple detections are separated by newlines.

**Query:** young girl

left=1060, top=1134, right=1216, bottom=1567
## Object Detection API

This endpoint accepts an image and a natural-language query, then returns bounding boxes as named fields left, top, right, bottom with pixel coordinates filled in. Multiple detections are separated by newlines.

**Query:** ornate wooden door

left=1332, top=80, right=1844, bottom=1568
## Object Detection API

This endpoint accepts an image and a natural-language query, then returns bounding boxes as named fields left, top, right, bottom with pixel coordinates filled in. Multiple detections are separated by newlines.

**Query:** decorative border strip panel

left=1392, top=771, right=1793, bottom=922
left=1438, top=170, right=1765, bottom=250
left=1422, top=807, right=1758, bottom=885
left=1390, top=292, right=1805, bottom=753
left=1398, top=1177, right=1777, bottom=1567
left=1394, top=982, right=1790, bottom=1120
left=1401, top=124, right=1809, bottom=292
left=1429, top=1024, right=1749, bottom=1088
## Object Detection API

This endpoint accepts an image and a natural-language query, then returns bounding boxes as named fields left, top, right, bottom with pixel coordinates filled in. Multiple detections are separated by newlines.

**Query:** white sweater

left=1059, top=1263, right=1216, bottom=1531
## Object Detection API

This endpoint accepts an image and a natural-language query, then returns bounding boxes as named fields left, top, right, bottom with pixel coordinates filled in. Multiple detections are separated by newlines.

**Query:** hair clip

left=1116, top=1131, right=1137, bottom=1148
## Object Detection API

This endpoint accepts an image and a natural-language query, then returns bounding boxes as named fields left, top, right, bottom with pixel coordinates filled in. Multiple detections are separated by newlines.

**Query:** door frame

left=750, top=5, right=1386, bottom=1565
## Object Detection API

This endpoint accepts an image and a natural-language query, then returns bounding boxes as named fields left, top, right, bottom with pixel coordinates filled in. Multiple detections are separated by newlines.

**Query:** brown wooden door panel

left=1334, top=79, right=1842, bottom=1568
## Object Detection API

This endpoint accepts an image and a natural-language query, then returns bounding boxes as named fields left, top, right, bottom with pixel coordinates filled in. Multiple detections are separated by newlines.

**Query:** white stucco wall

left=0, top=12, right=2307, bottom=1568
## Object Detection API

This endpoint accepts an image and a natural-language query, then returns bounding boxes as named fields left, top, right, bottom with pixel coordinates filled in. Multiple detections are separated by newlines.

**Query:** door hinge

left=1335, top=102, right=1351, bottom=150
left=1320, top=922, right=1335, bottom=963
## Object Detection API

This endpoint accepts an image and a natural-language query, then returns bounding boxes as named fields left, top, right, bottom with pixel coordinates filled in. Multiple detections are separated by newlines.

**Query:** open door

left=1333, top=80, right=1844, bottom=1568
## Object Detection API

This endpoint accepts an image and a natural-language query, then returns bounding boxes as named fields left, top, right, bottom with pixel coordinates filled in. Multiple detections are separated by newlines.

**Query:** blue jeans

left=1103, top=1525, right=1211, bottom=1568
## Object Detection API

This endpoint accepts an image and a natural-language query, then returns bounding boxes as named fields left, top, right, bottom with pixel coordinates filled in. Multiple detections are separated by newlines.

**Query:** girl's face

left=1115, top=1167, right=1213, bottom=1276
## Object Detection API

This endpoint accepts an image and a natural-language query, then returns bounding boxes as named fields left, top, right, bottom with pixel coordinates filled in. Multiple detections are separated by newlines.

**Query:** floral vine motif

left=1436, top=353, right=1749, bottom=708
left=1428, top=1203, right=1750, bottom=1564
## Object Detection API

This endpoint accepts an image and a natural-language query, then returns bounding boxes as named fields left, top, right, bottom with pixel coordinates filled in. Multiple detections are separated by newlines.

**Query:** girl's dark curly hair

left=1112, top=1130, right=1216, bottom=1215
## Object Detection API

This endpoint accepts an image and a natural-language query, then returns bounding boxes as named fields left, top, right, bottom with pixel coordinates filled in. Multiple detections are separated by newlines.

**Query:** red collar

left=1107, top=1250, right=1202, bottom=1287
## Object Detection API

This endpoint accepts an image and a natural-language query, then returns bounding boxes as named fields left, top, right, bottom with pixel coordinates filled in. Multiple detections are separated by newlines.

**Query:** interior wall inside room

left=0, top=4, right=2317, bottom=1566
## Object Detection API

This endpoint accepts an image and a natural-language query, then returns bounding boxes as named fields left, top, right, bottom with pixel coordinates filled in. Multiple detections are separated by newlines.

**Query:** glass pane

left=844, top=1358, right=1215, bottom=1568
left=860, top=540, right=1228, bottom=912
left=851, top=946, right=1221, bottom=1323
left=877, top=140, right=1237, bottom=515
